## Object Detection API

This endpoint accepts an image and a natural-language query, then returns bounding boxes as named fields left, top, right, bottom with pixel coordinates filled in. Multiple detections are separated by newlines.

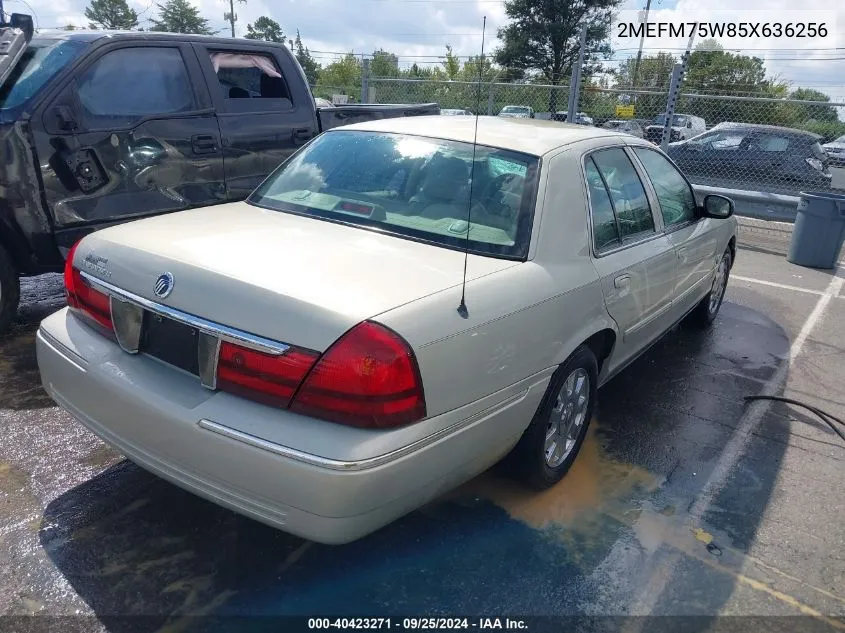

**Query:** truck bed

left=317, top=103, right=440, bottom=132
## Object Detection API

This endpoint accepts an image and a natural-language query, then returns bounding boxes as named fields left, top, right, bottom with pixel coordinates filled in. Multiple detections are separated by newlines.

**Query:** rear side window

left=585, top=158, right=620, bottom=251
left=749, top=135, right=790, bottom=152
left=76, top=47, right=194, bottom=128
left=633, top=148, right=697, bottom=227
left=591, top=148, right=655, bottom=239
left=209, top=51, right=291, bottom=105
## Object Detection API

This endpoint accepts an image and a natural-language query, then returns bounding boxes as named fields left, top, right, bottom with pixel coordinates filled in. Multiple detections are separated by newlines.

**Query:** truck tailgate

left=317, top=103, right=440, bottom=132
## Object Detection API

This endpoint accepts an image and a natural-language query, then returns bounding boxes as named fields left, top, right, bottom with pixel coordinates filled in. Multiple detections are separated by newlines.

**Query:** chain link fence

left=364, top=77, right=845, bottom=200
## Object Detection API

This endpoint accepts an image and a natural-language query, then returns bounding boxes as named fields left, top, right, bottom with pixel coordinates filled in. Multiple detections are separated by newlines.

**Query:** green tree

left=442, top=45, right=461, bottom=80
left=244, top=15, right=283, bottom=42
left=294, top=30, right=320, bottom=85
left=679, top=46, right=787, bottom=125
left=614, top=52, right=677, bottom=120
left=317, top=53, right=362, bottom=94
left=150, top=0, right=215, bottom=34
left=84, top=0, right=138, bottom=29
left=371, top=49, right=399, bottom=78
left=788, top=88, right=838, bottom=123
left=494, top=0, right=621, bottom=110
left=62, top=24, right=78, bottom=30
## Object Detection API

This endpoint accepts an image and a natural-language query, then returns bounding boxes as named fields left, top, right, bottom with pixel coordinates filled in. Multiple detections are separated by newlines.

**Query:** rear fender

left=0, top=121, right=60, bottom=273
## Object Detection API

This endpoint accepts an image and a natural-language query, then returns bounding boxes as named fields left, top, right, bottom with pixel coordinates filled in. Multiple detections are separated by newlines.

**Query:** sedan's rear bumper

left=37, top=309, right=545, bottom=544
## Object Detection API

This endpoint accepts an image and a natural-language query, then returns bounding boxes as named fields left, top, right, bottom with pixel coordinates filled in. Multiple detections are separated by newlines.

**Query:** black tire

left=507, top=345, right=598, bottom=490
left=688, top=248, right=732, bottom=328
left=0, top=243, right=20, bottom=337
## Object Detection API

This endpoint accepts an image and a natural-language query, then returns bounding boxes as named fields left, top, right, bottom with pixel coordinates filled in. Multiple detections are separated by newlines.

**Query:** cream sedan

left=36, top=117, right=736, bottom=544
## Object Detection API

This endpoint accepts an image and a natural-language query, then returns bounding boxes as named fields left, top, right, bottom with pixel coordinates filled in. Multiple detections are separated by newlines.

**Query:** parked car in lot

left=667, top=123, right=833, bottom=191
left=645, top=113, right=706, bottom=144
left=602, top=119, right=644, bottom=138
left=37, top=116, right=737, bottom=544
left=499, top=105, right=535, bottom=119
left=0, top=28, right=438, bottom=335
left=822, top=134, right=845, bottom=167
left=552, top=111, right=593, bottom=125
left=441, top=108, right=473, bottom=116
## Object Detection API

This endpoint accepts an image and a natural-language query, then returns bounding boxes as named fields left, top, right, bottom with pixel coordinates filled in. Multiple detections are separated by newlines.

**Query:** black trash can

left=787, top=191, right=845, bottom=269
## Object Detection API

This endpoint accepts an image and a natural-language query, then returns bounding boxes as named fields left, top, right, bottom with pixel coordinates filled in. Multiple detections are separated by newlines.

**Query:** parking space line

left=622, top=273, right=845, bottom=619
left=730, top=276, right=824, bottom=296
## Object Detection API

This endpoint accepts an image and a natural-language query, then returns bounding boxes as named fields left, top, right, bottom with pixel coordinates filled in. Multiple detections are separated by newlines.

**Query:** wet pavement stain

left=466, top=424, right=663, bottom=531
left=0, top=461, right=30, bottom=495
left=0, top=326, right=55, bottom=411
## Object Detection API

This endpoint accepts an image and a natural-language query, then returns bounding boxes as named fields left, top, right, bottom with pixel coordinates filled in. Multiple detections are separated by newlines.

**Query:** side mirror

left=687, top=121, right=693, bottom=128
left=701, top=194, right=734, bottom=219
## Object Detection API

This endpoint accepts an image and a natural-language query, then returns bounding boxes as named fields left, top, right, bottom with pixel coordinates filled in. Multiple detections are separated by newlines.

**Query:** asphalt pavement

left=0, top=245, right=843, bottom=633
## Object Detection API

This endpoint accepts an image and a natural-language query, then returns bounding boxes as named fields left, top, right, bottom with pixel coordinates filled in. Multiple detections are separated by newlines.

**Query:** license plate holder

left=141, top=312, right=200, bottom=376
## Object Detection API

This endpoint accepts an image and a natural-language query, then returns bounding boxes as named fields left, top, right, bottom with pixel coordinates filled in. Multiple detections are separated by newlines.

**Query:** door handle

left=191, top=134, right=217, bottom=154
left=292, top=128, right=312, bottom=145
left=614, top=274, right=631, bottom=290
left=677, top=247, right=688, bottom=260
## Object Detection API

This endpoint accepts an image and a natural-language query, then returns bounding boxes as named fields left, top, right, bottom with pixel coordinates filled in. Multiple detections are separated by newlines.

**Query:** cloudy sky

left=24, top=0, right=845, bottom=103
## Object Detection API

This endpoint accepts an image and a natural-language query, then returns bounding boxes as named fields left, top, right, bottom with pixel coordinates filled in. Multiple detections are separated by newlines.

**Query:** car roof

left=34, top=30, right=291, bottom=47
left=711, top=122, right=822, bottom=139
left=334, top=116, right=624, bottom=156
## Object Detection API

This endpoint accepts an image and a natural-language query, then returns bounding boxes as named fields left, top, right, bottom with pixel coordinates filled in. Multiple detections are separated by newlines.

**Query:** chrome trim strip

left=198, top=332, right=222, bottom=390
left=674, top=273, right=711, bottom=304
left=625, top=300, right=674, bottom=338
left=109, top=296, right=143, bottom=354
left=197, top=388, right=530, bottom=472
left=80, top=271, right=290, bottom=356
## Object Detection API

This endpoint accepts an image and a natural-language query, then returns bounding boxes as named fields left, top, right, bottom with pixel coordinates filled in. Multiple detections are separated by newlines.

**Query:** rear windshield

left=248, top=130, right=540, bottom=259
left=0, top=39, right=87, bottom=116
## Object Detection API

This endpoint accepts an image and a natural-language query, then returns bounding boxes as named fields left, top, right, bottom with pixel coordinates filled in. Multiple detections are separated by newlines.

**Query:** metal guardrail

left=693, top=185, right=799, bottom=223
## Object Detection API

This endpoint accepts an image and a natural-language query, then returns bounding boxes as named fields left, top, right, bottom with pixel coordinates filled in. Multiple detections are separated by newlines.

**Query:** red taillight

left=64, top=241, right=81, bottom=309
left=217, top=342, right=320, bottom=408
left=64, top=240, right=113, bottom=331
left=290, top=321, right=426, bottom=429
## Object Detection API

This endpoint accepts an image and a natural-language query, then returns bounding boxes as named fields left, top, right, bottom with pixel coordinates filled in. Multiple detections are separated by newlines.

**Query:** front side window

left=591, top=148, right=655, bottom=239
left=210, top=51, right=291, bottom=102
left=76, top=47, right=194, bottom=128
left=634, top=148, right=697, bottom=227
left=0, top=38, right=88, bottom=118
left=249, top=131, right=540, bottom=259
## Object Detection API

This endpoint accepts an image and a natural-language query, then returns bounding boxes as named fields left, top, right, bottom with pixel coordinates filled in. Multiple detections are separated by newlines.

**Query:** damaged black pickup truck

left=0, top=21, right=438, bottom=333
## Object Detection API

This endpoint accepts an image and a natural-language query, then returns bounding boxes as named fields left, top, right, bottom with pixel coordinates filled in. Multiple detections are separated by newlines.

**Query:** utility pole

left=225, top=0, right=235, bottom=37
left=0, top=0, right=5, bottom=24
left=566, top=24, right=587, bottom=123
left=631, top=0, right=652, bottom=90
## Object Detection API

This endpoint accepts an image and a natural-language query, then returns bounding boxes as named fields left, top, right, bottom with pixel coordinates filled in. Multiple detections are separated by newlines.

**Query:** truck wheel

left=0, top=243, right=20, bottom=337
left=507, top=345, right=598, bottom=490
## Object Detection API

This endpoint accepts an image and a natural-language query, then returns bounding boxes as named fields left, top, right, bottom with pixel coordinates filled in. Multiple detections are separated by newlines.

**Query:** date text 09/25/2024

left=307, top=618, right=528, bottom=630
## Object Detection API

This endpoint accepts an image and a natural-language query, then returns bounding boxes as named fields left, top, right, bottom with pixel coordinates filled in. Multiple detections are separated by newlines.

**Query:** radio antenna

left=457, top=15, right=486, bottom=319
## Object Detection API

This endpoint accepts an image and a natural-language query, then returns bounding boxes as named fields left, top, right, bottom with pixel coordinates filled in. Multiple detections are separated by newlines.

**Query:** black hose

left=744, top=395, right=845, bottom=445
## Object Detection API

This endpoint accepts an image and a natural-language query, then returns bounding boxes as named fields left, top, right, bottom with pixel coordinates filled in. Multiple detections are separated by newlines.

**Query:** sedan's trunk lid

left=76, top=202, right=518, bottom=351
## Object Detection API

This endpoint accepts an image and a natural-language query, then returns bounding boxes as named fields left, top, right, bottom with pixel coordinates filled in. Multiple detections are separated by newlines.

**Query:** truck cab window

left=76, top=47, right=194, bottom=128
left=209, top=51, right=291, bottom=104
